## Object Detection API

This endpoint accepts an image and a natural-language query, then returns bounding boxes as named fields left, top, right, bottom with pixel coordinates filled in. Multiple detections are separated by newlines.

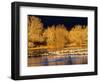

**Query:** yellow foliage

left=55, top=24, right=68, bottom=49
left=43, top=25, right=56, bottom=48
left=28, top=42, right=34, bottom=48
left=28, top=15, right=88, bottom=52
left=28, top=16, right=44, bottom=42
left=69, top=25, right=88, bottom=46
left=43, top=24, right=69, bottom=50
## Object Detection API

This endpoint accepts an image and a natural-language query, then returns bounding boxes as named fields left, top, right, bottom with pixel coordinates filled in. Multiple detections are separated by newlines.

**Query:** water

left=28, top=55, right=88, bottom=66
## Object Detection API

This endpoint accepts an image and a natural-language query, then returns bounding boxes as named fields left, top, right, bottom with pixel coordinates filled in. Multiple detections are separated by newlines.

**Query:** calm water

left=28, top=55, right=88, bottom=66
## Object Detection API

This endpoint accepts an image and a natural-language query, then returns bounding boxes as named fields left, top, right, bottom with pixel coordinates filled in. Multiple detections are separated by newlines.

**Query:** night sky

left=29, top=15, right=88, bottom=30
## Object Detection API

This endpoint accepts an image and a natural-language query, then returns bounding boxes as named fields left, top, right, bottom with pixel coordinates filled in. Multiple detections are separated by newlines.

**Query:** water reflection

left=28, top=55, right=88, bottom=66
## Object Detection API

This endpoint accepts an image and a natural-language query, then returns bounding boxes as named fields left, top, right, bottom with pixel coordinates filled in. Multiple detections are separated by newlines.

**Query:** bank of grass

left=28, top=44, right=87, bottom=57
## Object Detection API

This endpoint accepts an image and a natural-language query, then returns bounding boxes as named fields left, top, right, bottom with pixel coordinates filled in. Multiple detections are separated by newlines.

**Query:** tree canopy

left=28, top=16, right=88, bottom=50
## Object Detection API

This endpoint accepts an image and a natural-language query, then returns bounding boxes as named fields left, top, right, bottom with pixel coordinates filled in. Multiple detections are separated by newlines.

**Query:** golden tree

left=43, top=24, right=69, bottom=50
left=81, top=26, right=88, bottom=45
left=28, top=16, right=44, bottom=47
left=69, top=25, right=88, bottom=47
left=43, top=25, right=56, bottom=49
left=55, top=24, right=68, bottom=50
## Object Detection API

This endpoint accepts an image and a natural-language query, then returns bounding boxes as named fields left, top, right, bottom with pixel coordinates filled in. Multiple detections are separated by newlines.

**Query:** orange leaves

left=69, top=25, right=88, bottom=46
left=28, top=16, right=44, bottom=43
left=28, top=16, right=88, bottom=49
left=44, top=24, right=68, bottom=50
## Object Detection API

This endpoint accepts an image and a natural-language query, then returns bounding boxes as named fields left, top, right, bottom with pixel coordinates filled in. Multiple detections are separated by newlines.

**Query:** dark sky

left=29, top=15, right=87, bottom=30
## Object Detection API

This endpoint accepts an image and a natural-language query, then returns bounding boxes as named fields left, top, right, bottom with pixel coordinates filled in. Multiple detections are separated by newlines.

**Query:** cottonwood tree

left=55, top=24, right=68, bottom=50
left=43, top=24, right=69, bottom=50
left=28, top=16, right=44, bottom=47
left=69, top=25, right=88, bottom=47
left=81, top=26, right=88, bottom=45
left=43, top=25, right=56, bottom=49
